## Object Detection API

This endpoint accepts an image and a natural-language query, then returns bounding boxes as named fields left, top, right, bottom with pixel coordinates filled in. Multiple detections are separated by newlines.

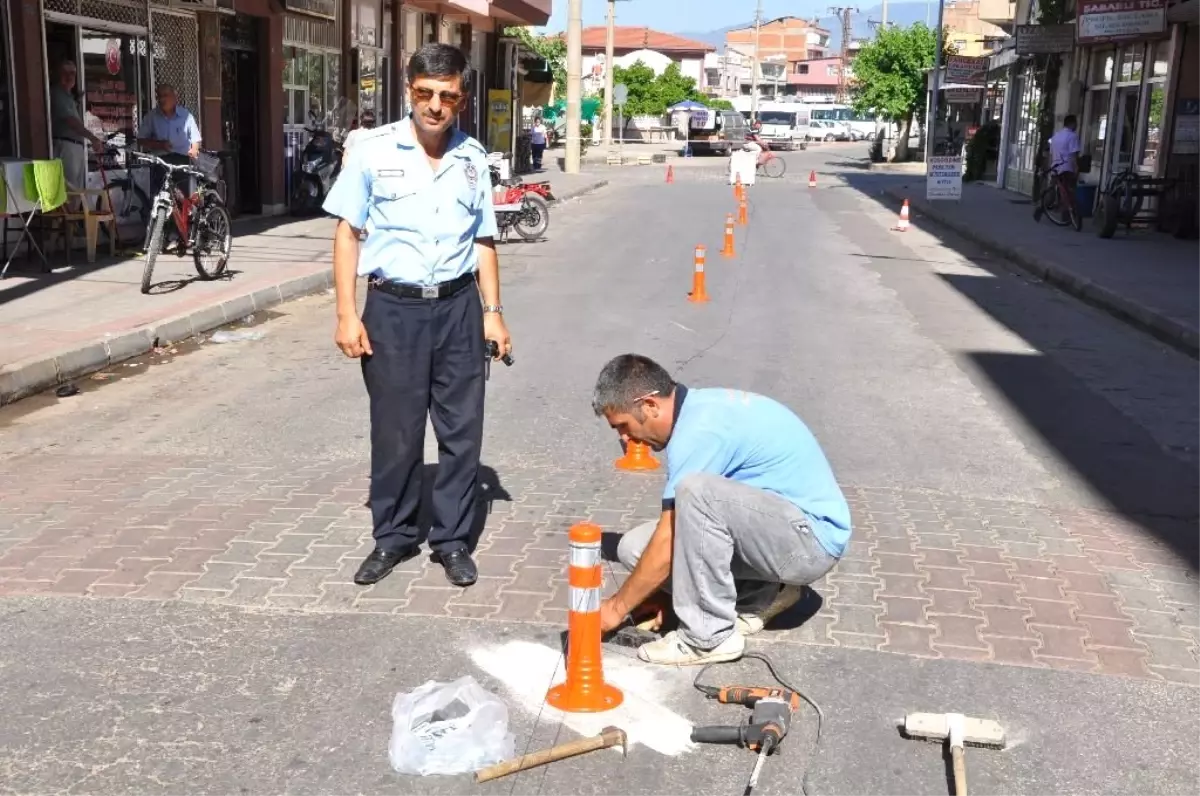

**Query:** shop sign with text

left=1077, top=0, right=1167, bottom=44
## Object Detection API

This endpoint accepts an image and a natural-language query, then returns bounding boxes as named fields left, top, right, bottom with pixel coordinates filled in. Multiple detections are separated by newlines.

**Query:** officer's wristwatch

left=482, top=304, right=503, bottom=315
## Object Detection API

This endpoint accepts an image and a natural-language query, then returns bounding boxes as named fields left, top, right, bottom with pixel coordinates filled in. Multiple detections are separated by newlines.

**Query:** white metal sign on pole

left=613, top=83, right=628, bottom=147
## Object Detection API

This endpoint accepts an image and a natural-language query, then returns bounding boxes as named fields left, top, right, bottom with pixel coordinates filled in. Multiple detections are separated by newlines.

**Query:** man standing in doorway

left=49, top=60, right=104, bottom=193
left=137, top=83, right=202, bottom=192
left=323, top=43, right=511, bottom=588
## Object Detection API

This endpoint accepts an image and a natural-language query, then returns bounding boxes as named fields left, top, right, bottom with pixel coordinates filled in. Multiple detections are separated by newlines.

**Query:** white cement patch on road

left=469, top=640, right=696, bottom=757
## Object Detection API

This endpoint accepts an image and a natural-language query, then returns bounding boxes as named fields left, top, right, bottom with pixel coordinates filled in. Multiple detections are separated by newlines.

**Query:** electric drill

left=690, top=686, right=801, bottom=792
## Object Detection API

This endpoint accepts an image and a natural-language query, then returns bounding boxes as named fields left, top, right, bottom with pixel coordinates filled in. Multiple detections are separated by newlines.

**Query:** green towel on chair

left=24, top=159, right=68, bottom=213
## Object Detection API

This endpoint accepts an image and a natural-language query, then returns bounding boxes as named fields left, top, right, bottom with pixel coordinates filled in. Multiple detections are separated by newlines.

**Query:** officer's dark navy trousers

left=360, top=281, right=485, bottom=554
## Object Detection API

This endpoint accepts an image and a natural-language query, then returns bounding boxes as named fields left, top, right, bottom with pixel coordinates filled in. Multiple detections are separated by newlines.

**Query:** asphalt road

left=1, top=146, right=1197, bottom=795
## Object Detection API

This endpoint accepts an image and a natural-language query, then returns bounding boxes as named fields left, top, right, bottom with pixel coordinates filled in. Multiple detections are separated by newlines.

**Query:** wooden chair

left=48, top=187, right=117, bottom=264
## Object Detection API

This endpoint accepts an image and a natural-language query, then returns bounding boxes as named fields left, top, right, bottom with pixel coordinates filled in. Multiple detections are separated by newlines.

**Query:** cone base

left=547, top=681, right=624, bottom=713
left=687, top=292, right=710, bottom=303
left=615, top=455, right=660, bottom=471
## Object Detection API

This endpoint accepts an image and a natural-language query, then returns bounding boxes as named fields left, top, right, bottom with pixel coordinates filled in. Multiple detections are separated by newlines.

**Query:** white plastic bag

left=388, top=676, right=515, bottom=776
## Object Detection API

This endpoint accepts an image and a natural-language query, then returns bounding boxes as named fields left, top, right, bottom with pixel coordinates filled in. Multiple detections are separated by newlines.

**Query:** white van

left=754, top=108, right=810, bottom=151
left=809, top=104, right=878, bottom=141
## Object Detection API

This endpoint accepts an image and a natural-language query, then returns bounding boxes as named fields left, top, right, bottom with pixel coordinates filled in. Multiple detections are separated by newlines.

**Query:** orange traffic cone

left=733, top=173, right=742, bottom=200
left=808, top=170, right=817, bottom=188
left=688, top=245, right=710, bottom=303
left=615, top=440, right=660, bottom=471
left=665, top=164, right=674, bottom=184
left=893, top=199, right=910, bottom=232
left=737, top=196, right=748, bottom=226
left=546, top=522, right=624, bottom=713
left=720, top=213, right=736, bottom=258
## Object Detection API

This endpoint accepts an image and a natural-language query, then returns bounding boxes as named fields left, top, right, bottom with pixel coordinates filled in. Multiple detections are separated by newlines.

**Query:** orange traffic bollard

left=688, top=245, right=710, bottom=303
left=808, top=170, right=817, bottom=188
left=733, top=173, right=742, bottom=200
left=720, top=213, right=736, bottom=258
left=546, top=522, right=624, bottom=713
left=737, top=197, right=748, bottom=226
left=615, top=440, right=661, bottom=471
left=665, top=164, right=674, bottom=184
left=892, top=199, right=911, bottom=231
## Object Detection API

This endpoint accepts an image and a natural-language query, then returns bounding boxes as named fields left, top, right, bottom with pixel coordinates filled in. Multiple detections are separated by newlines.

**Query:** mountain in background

left=678, top=2, right=938, bottom=53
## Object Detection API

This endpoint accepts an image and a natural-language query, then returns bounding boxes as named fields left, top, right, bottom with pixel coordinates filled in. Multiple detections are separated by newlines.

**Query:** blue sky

left=539, top=0, right=836, bottom=34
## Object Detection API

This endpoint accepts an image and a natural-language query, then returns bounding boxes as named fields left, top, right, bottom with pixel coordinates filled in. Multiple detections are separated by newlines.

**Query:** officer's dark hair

left=407, top=43, right=471, bottom=90
left=592, top=354, right=677, bottom=418
left=1063, top=114, right=1077, bottom=129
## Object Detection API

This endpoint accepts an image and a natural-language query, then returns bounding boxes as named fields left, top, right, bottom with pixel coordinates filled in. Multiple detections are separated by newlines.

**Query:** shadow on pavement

left=838, top=171, right=1200, bottom=571
left=0, top=212, right=330, bottom=308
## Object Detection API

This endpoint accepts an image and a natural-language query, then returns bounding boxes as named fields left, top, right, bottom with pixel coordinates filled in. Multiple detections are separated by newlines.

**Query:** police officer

left=322, top=43, right=511, bottom=588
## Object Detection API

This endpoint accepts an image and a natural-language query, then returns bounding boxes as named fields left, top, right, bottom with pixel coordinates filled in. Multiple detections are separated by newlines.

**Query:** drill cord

left=693, top=651, right=825, bottom=796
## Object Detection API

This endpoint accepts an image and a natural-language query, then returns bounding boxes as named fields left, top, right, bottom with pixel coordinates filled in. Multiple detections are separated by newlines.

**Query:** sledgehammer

left=901, top=712, right=1005, bottom=796
left=474, top=726, right=627, bottom=783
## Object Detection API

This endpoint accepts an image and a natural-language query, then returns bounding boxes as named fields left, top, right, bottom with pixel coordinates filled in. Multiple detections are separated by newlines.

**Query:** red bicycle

left=131, top=151, right=233, bottom=293
left=1033, top=164, right=1082, bottom=231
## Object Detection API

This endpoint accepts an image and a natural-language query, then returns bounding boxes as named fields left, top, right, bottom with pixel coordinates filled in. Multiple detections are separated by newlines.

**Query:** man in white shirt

left=1043, top=114, right=1081, bottom=217
left=530, top=117, right=548, bottom=170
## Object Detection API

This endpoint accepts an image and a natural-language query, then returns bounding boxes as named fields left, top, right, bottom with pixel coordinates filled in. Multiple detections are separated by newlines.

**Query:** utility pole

left=565, top=0, right=583, bottom=173
left=925, top=0, right=946, bottom=163
left=750, top=0, right=763, bottom=121
left=829, top=7, right=856, bottom=104
left=603, top=0, right=615, bottom=148
left=882, top=0, right=888, bottom=26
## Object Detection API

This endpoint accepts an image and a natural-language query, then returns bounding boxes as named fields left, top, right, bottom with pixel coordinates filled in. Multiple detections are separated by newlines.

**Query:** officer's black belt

left=367, top=271, right=475, bottom=300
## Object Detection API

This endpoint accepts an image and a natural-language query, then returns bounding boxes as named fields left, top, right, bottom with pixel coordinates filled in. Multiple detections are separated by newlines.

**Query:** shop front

left=280, top=0, right=341, bottom=202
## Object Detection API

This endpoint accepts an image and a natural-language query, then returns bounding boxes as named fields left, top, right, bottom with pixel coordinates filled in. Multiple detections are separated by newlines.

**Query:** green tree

left=605, top=60, right=712, bottom=117
left=850, top=23, right=954, bottom=161
left=503, top=26, right=567, bottom=101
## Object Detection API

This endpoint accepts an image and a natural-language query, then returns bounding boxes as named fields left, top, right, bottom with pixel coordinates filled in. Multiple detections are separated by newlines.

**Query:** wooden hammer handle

left=474, top=728, right=624, bottom=783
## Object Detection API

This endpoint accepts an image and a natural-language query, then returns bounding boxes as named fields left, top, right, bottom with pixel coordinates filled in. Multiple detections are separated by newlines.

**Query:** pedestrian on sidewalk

left=49, top=60, right=104, bottom=198
left=593, top=354, right=852, bottom=665
left=137, top=83, right=203, bottom=197
left=1036, top=114, right=1081, bottom=221
left=530, top=116, right=548, bottom=170
left=322, top=43, right=510, bottom=589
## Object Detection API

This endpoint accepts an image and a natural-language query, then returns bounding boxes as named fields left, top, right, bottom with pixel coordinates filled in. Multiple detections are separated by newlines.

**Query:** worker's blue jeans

left=616, top=472, right=838, bottom=650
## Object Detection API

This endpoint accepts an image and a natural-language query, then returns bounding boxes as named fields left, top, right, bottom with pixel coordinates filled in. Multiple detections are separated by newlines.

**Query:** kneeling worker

left=594, top=354, right=851, bottom=665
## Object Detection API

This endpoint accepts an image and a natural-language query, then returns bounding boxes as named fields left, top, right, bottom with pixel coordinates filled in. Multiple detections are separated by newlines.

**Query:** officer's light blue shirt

left=321, top=118, right=498, bottom=286
left=662, top=386, right=852, bottom=558
left=137, top=106, right=201, bottom=156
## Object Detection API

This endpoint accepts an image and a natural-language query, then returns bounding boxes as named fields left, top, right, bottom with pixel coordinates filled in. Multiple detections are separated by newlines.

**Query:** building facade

left=577, top=25, right=714, bottom=95
left=1, top=0, right=549, bottom=216
left=944, top=0, right=1011, bottom=56
left=987, top=0, right=1197, bottom=211
left=725, top=16, right=830, bottom=62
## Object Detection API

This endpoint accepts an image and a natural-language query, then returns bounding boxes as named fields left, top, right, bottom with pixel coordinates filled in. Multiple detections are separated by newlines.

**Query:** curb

left=551, top=179, right=609, bottom=203
left=883, top=187, right=1199, bottom=359
left=0, top=269, right=334, bottom=406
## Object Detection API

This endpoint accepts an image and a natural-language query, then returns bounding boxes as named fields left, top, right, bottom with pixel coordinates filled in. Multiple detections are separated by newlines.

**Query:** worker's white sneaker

left=735, top=584, right=807, bottom=636
left=637, top=630, right=746, bottom=666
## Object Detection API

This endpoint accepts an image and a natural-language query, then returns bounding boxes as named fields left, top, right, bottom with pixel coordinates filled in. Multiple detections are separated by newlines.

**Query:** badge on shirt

left=464, top=161, right=477, bottom=192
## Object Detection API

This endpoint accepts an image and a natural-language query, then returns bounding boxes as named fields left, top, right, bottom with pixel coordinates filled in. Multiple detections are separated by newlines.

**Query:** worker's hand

left=90, top=138, right=104, bottom=153
left=483, top=313, right=511, bottom=360
left=599, top=597, right=627, bottom=634
left=335, top=314, right=373, bottom=358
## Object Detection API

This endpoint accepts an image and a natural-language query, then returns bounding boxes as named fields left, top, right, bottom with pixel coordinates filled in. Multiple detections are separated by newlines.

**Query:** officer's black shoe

left=438, top=549, right=478, bottom=587
left=353, top=546, right=417, bottom=586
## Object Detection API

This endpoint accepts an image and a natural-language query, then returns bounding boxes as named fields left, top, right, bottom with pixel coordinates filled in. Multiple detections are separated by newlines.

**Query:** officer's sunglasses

left=410, top=86, right=464, bottom=106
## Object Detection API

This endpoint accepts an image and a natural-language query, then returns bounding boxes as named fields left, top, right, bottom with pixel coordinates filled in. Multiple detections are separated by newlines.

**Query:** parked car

left=806, top=120, right=852, bottom=142
left=688, top=109, right=749, bottom=155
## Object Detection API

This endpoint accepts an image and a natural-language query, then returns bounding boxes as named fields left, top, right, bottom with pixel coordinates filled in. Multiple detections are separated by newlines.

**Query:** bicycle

left=747, top=136, right=787, bottom=178
left=131, top=151, right=233, bottom=294
left=1033, top=164, right=1083, bottom=231
left=93, top=133, right=151, bottom=248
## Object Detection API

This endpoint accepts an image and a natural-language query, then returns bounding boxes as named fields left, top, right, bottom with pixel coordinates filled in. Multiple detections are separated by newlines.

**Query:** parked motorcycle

left=290, top=127, right=343, bottom=216
left=487, top=154, right=553, bottom=241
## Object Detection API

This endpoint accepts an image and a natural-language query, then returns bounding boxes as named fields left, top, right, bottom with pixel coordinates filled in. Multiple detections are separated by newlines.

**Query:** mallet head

left=601, top=726, right=628, bottom=757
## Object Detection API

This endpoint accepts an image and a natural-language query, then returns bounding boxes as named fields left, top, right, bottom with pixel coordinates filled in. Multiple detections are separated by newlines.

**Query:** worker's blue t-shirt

left=662, top=386, right=852, bottom=558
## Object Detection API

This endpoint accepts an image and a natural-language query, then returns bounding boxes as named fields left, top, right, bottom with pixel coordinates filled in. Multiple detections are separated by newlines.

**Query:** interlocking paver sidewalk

left=2, top=453, right=1196, bottom=685
left=0, top=173, right=609, bottom=406
left=872, top=179, right=1199, bottom=356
